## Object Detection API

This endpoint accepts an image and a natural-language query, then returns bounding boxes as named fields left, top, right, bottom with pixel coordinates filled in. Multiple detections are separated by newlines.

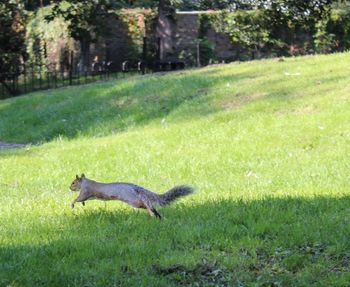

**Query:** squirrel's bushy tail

left=159, top=185, right=195, bottom=206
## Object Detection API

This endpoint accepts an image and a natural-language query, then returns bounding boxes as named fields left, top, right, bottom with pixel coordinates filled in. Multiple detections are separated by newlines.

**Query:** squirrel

left=69, top=174, right=194, bottom=219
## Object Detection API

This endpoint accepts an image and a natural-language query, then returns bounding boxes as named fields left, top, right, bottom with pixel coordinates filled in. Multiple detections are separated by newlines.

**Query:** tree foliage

left=225, top=10, right=275, bottom=58
left=314, top=1, right=350, bottom=53
left=46, top=1, right=115, bottom=43
left=45, top=0, right=116, bottom=70
left=0, top=0, right=27, bottom=94
left=1, top=0, right=348, bottom=85
left=25, top=0, right=51, bottom=10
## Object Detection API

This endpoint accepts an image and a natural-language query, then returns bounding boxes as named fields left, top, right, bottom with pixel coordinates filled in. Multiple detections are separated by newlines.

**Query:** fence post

left=196, top=41, right=201, bottom=67
left=156, top=37, right=161, bottom=61
left=60, top=65, right=64, bottom=87
left=69, top=51, right=74, bottom=85
left=15, top=75, right=19, bottom=95
left=47, top=70, right=50, bottom=90
left=76, top=63, right=80, bottom=85
left=12, top=73, right=15, bottom=94
left=24, top=65, right=27, bottom=94
left=39, top=65, right=42, bottom=89
left=54, top=64, right=57, bottom=88
left=31, top=65, right=34, bottom=91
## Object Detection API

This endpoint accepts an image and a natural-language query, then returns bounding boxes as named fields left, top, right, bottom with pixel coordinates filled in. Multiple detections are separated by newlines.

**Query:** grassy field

left=0, top=53, right=349, bottom=286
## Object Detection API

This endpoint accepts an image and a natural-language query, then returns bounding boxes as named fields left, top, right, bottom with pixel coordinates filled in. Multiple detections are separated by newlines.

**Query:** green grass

left=0, top=53, right=349, bottom=286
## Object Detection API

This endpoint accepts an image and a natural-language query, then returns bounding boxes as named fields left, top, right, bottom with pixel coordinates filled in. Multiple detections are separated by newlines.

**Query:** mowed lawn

left=0, top=53, right=349, bottom=286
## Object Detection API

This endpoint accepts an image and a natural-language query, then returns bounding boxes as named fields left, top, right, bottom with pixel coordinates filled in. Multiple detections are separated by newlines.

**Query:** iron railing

left=0, top=59, right=187, bottom=99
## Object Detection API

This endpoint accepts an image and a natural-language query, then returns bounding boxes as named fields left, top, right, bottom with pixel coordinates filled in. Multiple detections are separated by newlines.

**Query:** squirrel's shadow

left=1, top=196, right=350, bottom=286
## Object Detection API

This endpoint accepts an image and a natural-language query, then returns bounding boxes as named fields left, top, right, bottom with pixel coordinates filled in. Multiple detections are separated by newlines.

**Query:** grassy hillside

left=0, top=53, right=349, bottom=286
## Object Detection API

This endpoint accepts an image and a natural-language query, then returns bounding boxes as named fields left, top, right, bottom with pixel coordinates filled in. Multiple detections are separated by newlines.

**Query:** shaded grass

left=0, top=52, right=349, bottom=144
left=1, top=198, right=350, bottom=286
left=0, top=52, right=350, bottom=286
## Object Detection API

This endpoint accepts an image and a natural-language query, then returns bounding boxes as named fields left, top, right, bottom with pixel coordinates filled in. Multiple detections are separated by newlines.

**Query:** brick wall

left=43, top=10, right=236, bottom=70
left=159, top=12, right=236, bottom=64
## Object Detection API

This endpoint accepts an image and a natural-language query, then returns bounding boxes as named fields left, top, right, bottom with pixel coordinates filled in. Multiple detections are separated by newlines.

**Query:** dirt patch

left=154, top=261, right=231, bottom=286
left=0, top=142, right=26, bottom=149
left=275, top=105, right=318, bottom=117
left=294, top=105, right=318, bottom=115
left=221, top=92, right=267, bottom=110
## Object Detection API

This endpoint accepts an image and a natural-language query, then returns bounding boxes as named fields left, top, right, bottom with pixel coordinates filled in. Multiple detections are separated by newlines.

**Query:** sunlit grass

left=0, top=53, right=349, bottom=286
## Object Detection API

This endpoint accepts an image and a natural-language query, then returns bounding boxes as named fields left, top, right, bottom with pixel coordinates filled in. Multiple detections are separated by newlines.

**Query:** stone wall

left=90, top=10, right=237, bottom=68
left=173, top=13, right=200, bottom=61
left=31, top=9, right=155, bottom=71
left=93, top=15, right=139, bottom=69
left=86, top=10, right=156, bottom=71
left=32, top=9, right=236, bottom=70
left=158, top=11, right=236, bottom=65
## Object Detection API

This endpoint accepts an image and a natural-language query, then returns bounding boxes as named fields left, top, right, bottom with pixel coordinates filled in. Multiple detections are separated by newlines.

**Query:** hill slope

left=1, top=53, right=349, bottom=144
left=0, top=53, right=349, bottom=286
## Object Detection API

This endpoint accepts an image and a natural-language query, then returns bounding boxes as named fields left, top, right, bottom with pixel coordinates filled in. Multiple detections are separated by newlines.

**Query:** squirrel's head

left=70, top=174, right=85, bottom=191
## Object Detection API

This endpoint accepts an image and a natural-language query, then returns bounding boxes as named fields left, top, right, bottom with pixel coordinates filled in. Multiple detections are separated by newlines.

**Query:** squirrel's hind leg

left=151, top=208, right=162, bottom=219
left=146, top=207, right=162, bottom=219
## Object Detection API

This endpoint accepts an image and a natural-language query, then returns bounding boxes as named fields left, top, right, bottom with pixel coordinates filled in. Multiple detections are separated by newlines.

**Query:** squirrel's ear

left=81, top=173, right=85, bottom=178
left=76, top=174, right=79, bottom=180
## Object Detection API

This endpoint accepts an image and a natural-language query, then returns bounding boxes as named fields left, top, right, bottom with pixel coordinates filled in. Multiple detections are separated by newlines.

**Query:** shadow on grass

left=0, top=65, right=313, bottom=144
left=1, top=60, right=349, bottom=144
left=0, top=70, right=252, bottom=144
left=1, top=196, right=349, bottom=286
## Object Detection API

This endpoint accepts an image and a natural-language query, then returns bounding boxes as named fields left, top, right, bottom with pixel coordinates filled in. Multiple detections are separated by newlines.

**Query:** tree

left=45, top=0, right=115, bottom=71
left=25, top=0, right=51, bottom=10
left=263, top=0, right=333, bottom=53
left=314, top=1, right=350, bottom=53
left=225, top=10, right=273, bottom=59
left=0, top=0, right=27, bottom=95
left=265, top=0, right=333, bottom=32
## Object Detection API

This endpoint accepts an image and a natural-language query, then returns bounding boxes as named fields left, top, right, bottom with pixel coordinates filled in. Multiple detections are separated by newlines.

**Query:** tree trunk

left=158, top=0, right=173, bottom=14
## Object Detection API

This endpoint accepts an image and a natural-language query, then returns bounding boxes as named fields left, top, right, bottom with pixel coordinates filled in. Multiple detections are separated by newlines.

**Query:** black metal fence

left=0, top=59, right=186, bottom=99
left=0, top=61, right=138, bottom=99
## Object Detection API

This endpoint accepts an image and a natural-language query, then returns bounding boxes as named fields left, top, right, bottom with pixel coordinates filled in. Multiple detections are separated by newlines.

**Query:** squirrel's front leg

left=71, top=192, right=89, bottom=208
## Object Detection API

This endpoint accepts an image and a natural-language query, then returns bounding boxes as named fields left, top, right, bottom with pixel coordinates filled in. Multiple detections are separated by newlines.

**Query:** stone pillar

left=156, top=0, right=175, bottom=61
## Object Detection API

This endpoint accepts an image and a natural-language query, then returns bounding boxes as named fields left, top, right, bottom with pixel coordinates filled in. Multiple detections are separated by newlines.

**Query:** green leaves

left=45, top=0, right=113, bottom=42
left=224, top=10, right=272, bottom=56
left=0, top=1, right=27, bottom=94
